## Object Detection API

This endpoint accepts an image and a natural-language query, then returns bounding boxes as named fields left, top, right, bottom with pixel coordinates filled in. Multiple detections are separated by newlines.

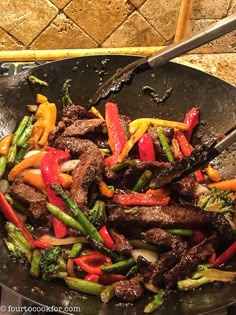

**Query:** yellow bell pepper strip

left=99, top=181, right=114, bottom=197
left=0, top=191, right=35, bottom=248
left=89, top=106, right=104, bottom=120
left=208, top=179, right=236, bottom=191
left=0, top=134, right=13, bottom=156
left=204, top=164, right=221, bottom=182
left=105, top=102, right=126, bottom=165
left=118, top=122, right=148, bottom=162
left=38, top=103, right=57, bottom=146
left=36, top=93, right=48, bottom=104
left=8, top=151, right=46, bottom=181
left=28, top=120, right=45, bottom=149
left=171, top=137, right=183, bottom=161
left=59, top=173, right=73, bottom=189
left=129, top=118, right=189, bottom=134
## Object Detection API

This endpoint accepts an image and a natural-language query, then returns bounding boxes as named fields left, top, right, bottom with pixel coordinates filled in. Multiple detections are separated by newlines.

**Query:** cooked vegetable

left=99, top=226, right=115, bottom=250
left=157, top=127, right=174, bottom=163
left=131, top=249, right=158, bottom=263
left=208, top=179, right=236, bottom=191
left=12, top=116, right=30, bottom=145
left=62, top=79, right=72, bottom=108
left=89, top=106, right=104, bottom=120
left=138, top=133, right=155, bottom=162
left=17, top=116, right=34, bottom=147
left=69, top=243, right=83, bottom=258
left=0, top=134, right=13, bottom=156
left=100, top=284, right=115, bottom=303
left=65, top=277, right=105, bottom=296
left=7, top=143, right=17, bottom=164
left=99, top=181, right=114, bottom=197
left=37, top=235, right=87, bottom=246
left=30, top=249, right=41, bottom=278
left=0, top=179, right=9, bottom=194
left=213, top=241, right=236, bottom=266
left=167, top=229, right=193, bottom=237
left=84, top=273, right=99, bottom=283
left=74, top=252, right=111, bottom=275
left=40, top=246, right=67, bottom=280
left=88, top=200, right=107, bottom=230
left=144, top=290, right=165, bottom=313
left=51, top=184, right=103, bottom=243
left=184, top=108, right=200, bottom=142
left=133, top=170, right=153, bottom=192
left=198, top=188, right=234, bottom=213
left=0, top=156, right=7, bottom=179
left=28, top=75, right=48, bottom=87
left=204, top=164, right=221, bottom=182
left=113, top=193, right=170, bottom=206
left=15, top=142, right=30, bottom=164
left=101, top=257, right=135, bottom=274
left=4, top=222, right=32, bottom=262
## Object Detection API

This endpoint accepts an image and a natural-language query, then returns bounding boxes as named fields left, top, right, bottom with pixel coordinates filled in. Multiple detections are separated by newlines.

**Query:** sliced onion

left=0, top=179, right=9, bottom=194
left=195, top=183, right=210, bottom=197
left=24, top=150, right=42, bottom=159
left=67, top=258, right=77, bottom=278
left=27, top=105, right=38, bottom=113
left=59, top=160, right=79, bottom=172
left=20, top=168, right=42, bottom=176
left=37, top=234, right=88, bottom=245
left=131, top=249, right=158, bottom=263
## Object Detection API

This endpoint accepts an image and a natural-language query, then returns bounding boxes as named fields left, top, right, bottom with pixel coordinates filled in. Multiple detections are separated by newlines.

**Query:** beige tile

left=191, top=0, right=231, bottom=19
left=139, top=0, right=181, bottom=41
left=0, top=0, right=58, bottom=46
left=64, top=0, right=133, bottom=43
left=103, top=11, right=165, bottom=47
left=190, top=19, right=236, bottom=53
left=30, top=13, right=97, bottom=49
left=50, top=0, right=72, bottom=9
left=129, top=0, right=147, bottom=7
left=0, top=28, right=25, bottom=50
left=228, top=0, right=236, bottom=14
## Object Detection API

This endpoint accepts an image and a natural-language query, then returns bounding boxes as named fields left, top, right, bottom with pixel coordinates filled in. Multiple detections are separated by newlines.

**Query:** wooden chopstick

left=174, top=0, right=193, bottom=42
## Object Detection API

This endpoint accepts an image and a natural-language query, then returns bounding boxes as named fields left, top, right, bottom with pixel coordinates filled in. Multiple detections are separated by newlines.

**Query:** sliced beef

left=70, top=149, right=104, bottom=210
left=119, top=115, right=131, bottom=140
left=54, top=136, right=97, bottom=157
left=110, top=229, right=133, bottom=256
left=148, top=126, right=174, bottom=162
left=141, top=228, right=187, bottom=252
left=164, top=235, right=217, bottom=289
left=48, top=121, right=65, bottom=146
left=103, top=166, right=119, bottom=184
left=114, top=276, right=143, bottom=302
left=9, top=178, right=51, bottom=229
left=170, top=174, right=196, bottom=198
left=108, top=204, right=232, bottom=239
left=62, top=104, right=96, bottom=124
left=63, top=119, right=107, bottom=137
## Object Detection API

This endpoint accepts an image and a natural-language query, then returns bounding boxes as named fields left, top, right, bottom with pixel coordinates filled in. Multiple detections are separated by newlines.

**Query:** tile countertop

left=173, top=53, right=236, bottom=87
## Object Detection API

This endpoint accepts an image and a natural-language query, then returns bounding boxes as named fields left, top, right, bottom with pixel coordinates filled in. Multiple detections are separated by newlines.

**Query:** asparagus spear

left=69, top=243, right=83, bottom=258
left=46, top=203, right=86, bottom=234
left=157, top=127, right=174, bottom=163
left=130, top=240, right=158, bottom=251
left=89, top=238, right=119, bottom=262
left=167, top=229, right=193, bottom=237
left=133, top=170, right=152, bottom=192
left=15, top=142, right=30, bottom=164
left=12, top=116, right=30, bottom=145
left=65, top=277, right=105, bottom=296
left=100, top=284, right=115, bottom=303
left=17, top=117, right=34, bottom=147
left=101, top=257, right=135, bottom=274
left=7, top=143, right=17, bottom=164
left=5, top=222, right=32, bottom=250
left=144, top=290, right=165, bottom=313
left=30, top=249, right=41, bottom=278
left=51, top=184, right=103, bottom=244
left=0, top=156, right=7, bottom=179
left=125, top=265, right=139, bottom=279
left=27, top=75, right=48, bottom=87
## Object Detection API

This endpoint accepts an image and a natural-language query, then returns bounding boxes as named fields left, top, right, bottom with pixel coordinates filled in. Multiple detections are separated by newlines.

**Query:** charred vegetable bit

left=198, top=188, right=234, bottom=213
left=30, top=249, right=41, bottom=278
left=27, top=75, right=48, bottom=87
left=144, top=290, right=165, bottom=313
left=4, top=222, right=32, bottom=263
left=62, top=79, right=72, bottom=108
left=40, top=246, right=67, bottom=280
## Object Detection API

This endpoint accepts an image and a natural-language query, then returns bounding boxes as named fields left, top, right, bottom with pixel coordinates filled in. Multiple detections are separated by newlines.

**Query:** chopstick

left=174, top=0, right=193, bottom=42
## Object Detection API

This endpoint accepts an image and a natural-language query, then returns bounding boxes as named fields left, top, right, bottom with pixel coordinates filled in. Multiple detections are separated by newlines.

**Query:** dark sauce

left=142, top=86, right=173, bottom=104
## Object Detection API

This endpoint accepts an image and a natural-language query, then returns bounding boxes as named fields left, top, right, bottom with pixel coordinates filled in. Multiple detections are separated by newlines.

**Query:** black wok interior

left=0, top=55, right=235, bottom=315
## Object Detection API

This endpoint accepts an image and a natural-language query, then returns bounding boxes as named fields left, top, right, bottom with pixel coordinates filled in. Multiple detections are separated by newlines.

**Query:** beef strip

left=110, top=229, right=133, bottom=255
left=54, top=136, right=97, bottom=157
left=70, top=149, right=104, bottom=210
left=108, top=204, right=232, bottom=239
left=103, top=166, right=119, bottom=184
left=62, top=104, right=96, bottom=124
left=118, top=115, right=131, bottom=140
left=114, top=276, right=144, bottom=302
left=148, top=126, right=174, bottom=162
left=9, top=178, right=51, bottom=229
left=48, top=121, right=66, bottom=146
left=164, top=235, right=217, bottom=289
left=169, top=174, right=196, bottom=199
left=62, top=119, right=107, bottom=137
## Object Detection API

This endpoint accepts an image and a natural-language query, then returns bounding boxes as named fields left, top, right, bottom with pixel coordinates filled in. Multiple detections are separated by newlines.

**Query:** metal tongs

left=89, top=13, right=236, bottom=106
left=149, top=126, right=236, bottom=189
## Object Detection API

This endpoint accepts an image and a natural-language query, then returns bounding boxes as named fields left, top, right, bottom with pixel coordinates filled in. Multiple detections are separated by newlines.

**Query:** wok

left=0, top=55, right=235, bottom=315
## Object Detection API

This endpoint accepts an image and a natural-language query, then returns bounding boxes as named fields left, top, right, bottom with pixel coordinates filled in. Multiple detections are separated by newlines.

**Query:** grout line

left=0, top=26, right=27, bottom=48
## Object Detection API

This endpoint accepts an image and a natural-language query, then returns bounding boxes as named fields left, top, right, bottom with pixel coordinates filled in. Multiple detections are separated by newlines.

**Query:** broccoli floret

left=178, top=265, right=236, bottom=291
left=4, top=222, right=32, bottom=263
left=88, top=200, right=107, bottom=230
left=198, top=188, right=234, bottom=214
left=40, top=246, right=68, bottom=280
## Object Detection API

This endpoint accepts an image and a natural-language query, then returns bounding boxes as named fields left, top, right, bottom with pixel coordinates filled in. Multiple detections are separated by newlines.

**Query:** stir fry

left=0, top=82, right=235, bottom=314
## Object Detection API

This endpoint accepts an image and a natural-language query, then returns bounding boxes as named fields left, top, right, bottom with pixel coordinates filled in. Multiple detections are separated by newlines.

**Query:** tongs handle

left=214, top=127, right=236, bottom=154
left=148, top=13, right=236, bottom=68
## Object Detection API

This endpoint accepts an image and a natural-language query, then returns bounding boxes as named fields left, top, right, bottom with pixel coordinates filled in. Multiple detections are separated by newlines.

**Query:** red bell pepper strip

left=104, top=103, right=126, bottom=166
left=0, top=191, right=35, bottom=248
left=84, top=274, right=100, bottom=283
left=41, top=149, right=70, bottom=238
left=74, top=252, right=112, bottom=275
left=138, top=133, right=155, bottom=161
left=175, top=130, right=205, bottom=182
left=191, top=230, right=206, bottom=244
left=213, top=241, right=236, bottom=266
left=209, top=252, right=216, bottom=265
left=34, top=239, right=52, bottom=249
left=99, top=273, right=125, bottom=285
left=184, top=108, right=200, bottom=142
left=99, top=226, right=115, bottom=250
left=113, top=193, right=170, bottom=206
